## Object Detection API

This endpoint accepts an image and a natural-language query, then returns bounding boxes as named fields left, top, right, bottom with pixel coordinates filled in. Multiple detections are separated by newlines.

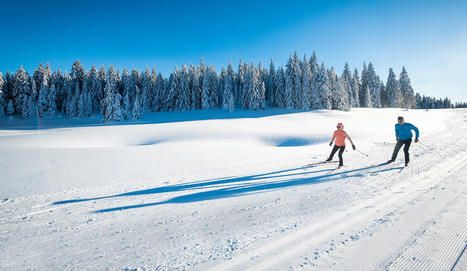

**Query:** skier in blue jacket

left=387, top=116, right=419, bottom=166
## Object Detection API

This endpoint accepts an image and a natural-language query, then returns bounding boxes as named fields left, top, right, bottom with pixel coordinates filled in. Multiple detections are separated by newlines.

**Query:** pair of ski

left=303, top=160, right=343, bottom=172
left=384, top=160, right=408, bottom=173
left=368, top=161, right=406, bottom=173
left=305, top=160, right=406, bottom=173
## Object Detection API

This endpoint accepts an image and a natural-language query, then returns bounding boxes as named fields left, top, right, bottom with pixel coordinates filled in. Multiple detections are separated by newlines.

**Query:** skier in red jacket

left=326, top=123, right=356, bottom=167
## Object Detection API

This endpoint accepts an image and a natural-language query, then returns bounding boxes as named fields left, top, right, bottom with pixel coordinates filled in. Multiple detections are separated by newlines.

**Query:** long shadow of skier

left=89, top=163, right=401, bottom=213
left=52, top=167, right=335, bottom=205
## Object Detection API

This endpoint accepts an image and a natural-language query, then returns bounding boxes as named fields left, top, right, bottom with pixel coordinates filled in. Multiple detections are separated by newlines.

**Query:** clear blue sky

left=1, top=0, right=466, bottom=102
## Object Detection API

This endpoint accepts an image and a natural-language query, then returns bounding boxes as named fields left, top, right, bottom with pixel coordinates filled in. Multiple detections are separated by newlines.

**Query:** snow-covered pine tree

left=327, top=67, right=338, bottom=109
left=361, top=85, right=372, bottom=108
left=132, top=88, right=142, bottom=120
left=351, top=69, right=360, bottom=108
left=33, top=63, right=46, bottom=93
left=121, top=68, right=133, bottom=118
left=379, top=80, right=387, bottom=108
left=241, top=64, right=252, bottom=109
left=219, top=67, right=226, bottom=109
left=189, top=64, right=200, bottom=110
left=0, top=72, right=5, bottom=116
left=178, top=65, right=191, bottom=111
left=341, top=63, right=354, bottom=107
left=66, top=81, right=80, bottom=117
left=415, top=93, right=422, bottom=109
left=131, top=68, right=141, bottom=92
left=122, top=92, right=131, bottom=119
left=141, top=67, right=155, bottom=112
left=286, top=52, right=302, bottom=109
left=13, top=66, right=31, bottom=113
left=150, top=67, right=158, bottom=111
left=37, top=75, right=49, bottom=117
left=2, top=72, right=14, bottom=103
left=225, top=59, right=235, bottom=104
left=367, top=63, right=380, bottom=108
left=22, top=95, right=32, bottom=119
left=84, top=79, right=93, bottom=117
left=209, top=65, right=219, bottom=108
left=97, top=65, right=106, bottom=113
left=88, top=65, right=100, bottom=113
left=292, top=53, right=303, bottom=109
left=236, top=60, right=245, bottom=107
left=301, top=58, right=312, bottom=109
left=45, top=62, right=52, bottom=85
left=399, top=66, right=416, bottom=109
left=309, top=51, right=319, bottom=76
left=71, top=60, right=85, bottom=91
left=284, top=67, right=294, bottom=109
left=360, top=62, right=368, bottom=107
left=222, top=67, right=235, bottom=112
left=311, top=62, right=331, bottom=109
left=267, top=59, right=276, bottom=105
left=47, top=83, right=57, bottom=116
left=334, top=78, right=351, bottom=111
left=166, top=67, right=179, bottom=111
left=103, top=65, right=123, bottom=121
left=275, top=67, right=286, bottom=108
left=248, top=66, right=266, bottom=110
left=154, top=72, right=165, bottom=111
left=386, top=68, right=402, bottom=108
left=7, top=100, right=14, bottom=115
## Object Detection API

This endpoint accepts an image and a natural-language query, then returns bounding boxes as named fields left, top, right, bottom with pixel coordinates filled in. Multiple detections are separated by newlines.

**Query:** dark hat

left=398, top=116, right=404, bottom=121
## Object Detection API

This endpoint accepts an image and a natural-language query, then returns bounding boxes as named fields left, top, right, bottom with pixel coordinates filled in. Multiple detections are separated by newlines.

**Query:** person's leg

left=338, top=146, right=345, bottom=166
left=391, top=140, right=403, bottom=161
left=327, top=145, right=339, bottom=161
left=403, top=139, right=412, bottom=164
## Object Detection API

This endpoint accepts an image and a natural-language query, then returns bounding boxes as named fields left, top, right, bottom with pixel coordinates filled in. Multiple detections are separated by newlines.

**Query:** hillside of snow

left=1, top=108, right=466, bottom=270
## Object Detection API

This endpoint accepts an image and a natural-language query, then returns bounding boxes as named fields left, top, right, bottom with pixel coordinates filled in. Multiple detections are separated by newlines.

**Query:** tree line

left=0, top=52, right=456, bottom=121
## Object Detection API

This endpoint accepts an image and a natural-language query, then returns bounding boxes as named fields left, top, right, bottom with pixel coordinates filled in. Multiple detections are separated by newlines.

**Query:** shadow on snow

left=52, top=163, right=402, bottom=213
left=0, top=108, right=326, bottom=130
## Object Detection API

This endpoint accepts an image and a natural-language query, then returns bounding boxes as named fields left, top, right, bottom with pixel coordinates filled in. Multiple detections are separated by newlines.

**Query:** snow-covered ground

left=1, top=108, right=466, bottom=270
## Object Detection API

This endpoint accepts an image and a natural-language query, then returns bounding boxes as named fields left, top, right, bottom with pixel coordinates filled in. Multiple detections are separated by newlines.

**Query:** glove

left=329, top=142, right=332, bottom=146
left=396, top=138, right=400, bottom=142
left=415, top=138, right=419, bottom=143
left=352, top=144, right=356, bottom=150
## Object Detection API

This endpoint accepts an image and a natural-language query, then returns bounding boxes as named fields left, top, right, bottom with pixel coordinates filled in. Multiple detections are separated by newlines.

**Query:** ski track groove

left=208, top=150, right=467, bottom=271
left=388, top=193, right=467, bottom=271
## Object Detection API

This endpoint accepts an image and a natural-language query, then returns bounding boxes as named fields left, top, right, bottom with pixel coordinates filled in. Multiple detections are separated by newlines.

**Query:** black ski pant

left=328, top=145, right=345, bottom=166
left=391, top=138, right=412, bottom=163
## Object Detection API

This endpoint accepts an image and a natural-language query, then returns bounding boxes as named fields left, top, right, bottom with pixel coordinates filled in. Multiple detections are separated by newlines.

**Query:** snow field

left=0, top=108, right=466, bottom=270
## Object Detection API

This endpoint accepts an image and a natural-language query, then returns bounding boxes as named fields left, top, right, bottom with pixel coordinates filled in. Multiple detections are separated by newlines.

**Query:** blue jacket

left=395, top=123, right=419, bottom=140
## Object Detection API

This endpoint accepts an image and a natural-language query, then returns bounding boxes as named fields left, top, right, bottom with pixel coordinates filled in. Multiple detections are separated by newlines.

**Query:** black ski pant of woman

left=328, top=145, right=345, bottom=166
left=391, top=138, right=412, bottom=164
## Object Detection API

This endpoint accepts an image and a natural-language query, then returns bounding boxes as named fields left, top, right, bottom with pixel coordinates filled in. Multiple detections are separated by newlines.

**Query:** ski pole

left=355, top=149, right=369, bottom=157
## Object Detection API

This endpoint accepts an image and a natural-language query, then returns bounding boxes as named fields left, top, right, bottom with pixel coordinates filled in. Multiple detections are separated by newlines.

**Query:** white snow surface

left=1, top=108, right=466, bottom=270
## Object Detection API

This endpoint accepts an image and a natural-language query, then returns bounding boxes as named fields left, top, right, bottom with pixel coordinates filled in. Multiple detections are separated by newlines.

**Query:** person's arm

left=411, top=124, right=419, bottom=139
left=330, top=131, right=336, bottom=146
left=410, top=123, right=419, bottom=142
left=345, top=132, right=356, bottom=149
left=395, top=124, right=400, bottom=140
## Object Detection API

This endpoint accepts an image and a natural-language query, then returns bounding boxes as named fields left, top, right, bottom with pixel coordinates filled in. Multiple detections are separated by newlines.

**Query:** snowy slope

left=0, top=108, right=466, bottom=270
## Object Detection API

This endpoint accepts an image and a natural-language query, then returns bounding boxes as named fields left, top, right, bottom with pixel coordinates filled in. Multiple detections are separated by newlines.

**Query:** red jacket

left=331, top=130, right=354, bottom=146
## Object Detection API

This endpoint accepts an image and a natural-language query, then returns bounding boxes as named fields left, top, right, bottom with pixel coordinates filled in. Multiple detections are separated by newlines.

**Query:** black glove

left=415, top=138, right=419, bottom=143
left=352, top=144, right=356, bottom=150
left=329, top=142, right=332, bottom=146
left=396, top=138, right=400, bottom=142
